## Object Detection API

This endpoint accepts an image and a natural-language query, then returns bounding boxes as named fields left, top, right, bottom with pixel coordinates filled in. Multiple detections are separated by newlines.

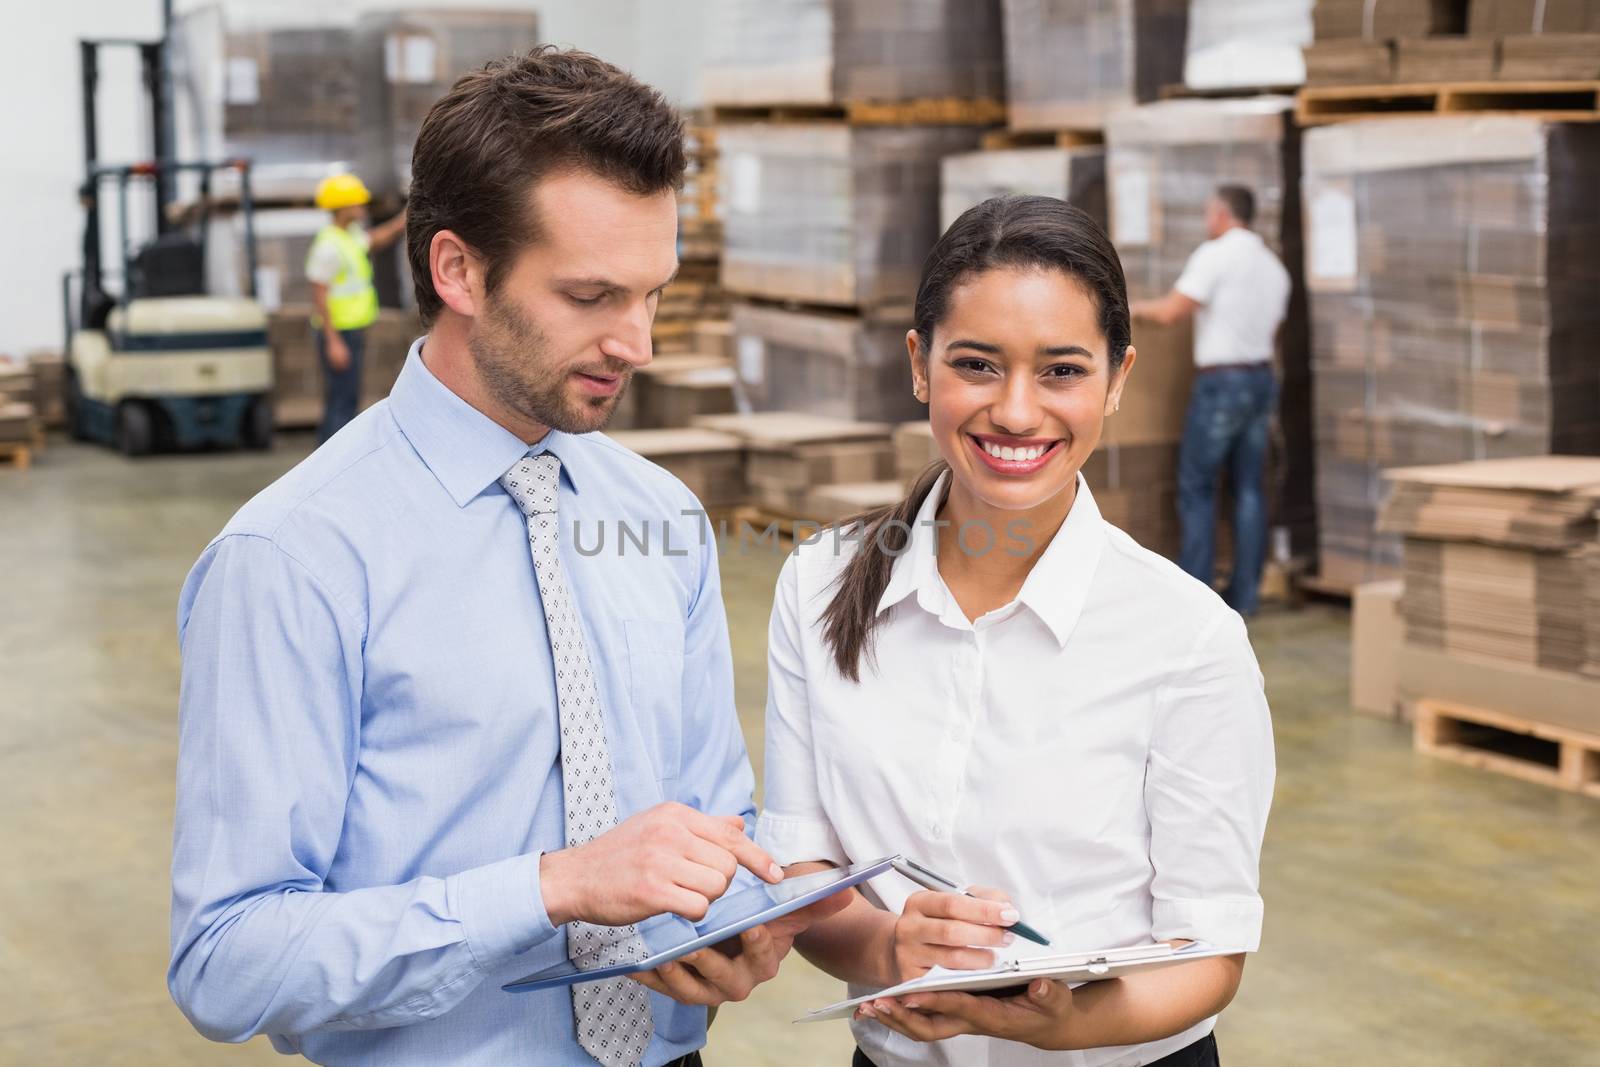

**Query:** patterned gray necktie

left=500, top=452, right=654, bottom=1067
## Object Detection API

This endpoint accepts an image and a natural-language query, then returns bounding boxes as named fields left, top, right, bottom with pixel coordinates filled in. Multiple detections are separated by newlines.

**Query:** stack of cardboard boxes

left=1353, top=457, right=1600, bottom=753
left=1001, top=0, right=1188, bottom=132
left=691, top=412, right=896, bottom=518
left=1302, top=117, right=1600, bottom=587
left=1302, top=0, right=1472, bottom=85
left=1483, top=1, right=1600, bottom=79
left=708, top=0, right=1003, bottom=432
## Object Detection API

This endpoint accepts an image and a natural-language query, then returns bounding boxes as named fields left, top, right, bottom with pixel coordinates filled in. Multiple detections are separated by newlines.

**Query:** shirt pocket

left=624, top=617, right=685, bottom=790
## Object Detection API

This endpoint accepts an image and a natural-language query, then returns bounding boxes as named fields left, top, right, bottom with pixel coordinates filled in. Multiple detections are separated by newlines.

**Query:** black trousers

left=853, top=1031, right=1218, bottom=1066
left=663, top=1054, right=703, bottom=1067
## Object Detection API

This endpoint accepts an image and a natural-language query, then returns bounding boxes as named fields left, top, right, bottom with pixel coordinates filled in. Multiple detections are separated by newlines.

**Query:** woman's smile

left=966, top=433, right=1066, bottom=476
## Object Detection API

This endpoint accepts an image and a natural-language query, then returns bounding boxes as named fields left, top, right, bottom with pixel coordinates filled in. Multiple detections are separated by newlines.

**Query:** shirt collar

left=875, top=470, right=1107, bottom=647
left=388, top=338, right=586, bottom=507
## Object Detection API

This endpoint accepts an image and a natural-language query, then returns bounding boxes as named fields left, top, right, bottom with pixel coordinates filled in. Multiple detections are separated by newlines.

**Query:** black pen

left=890, top=857, right=1052, bottom=946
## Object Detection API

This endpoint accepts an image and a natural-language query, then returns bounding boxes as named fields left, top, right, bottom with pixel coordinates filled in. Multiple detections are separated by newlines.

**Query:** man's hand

left=540, top=802, right=782, bottom=928
left=325, top=333, right=352, bottom=372
left=856, top=978, right=1076, bottom=1049
left=632, top=893, right=851, bottom=1007
left=889, top=887, right=1018, bottom=982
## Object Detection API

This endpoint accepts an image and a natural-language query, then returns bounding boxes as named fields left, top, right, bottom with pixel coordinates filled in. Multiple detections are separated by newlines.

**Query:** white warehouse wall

left=0, top=0, right=712, bottom=356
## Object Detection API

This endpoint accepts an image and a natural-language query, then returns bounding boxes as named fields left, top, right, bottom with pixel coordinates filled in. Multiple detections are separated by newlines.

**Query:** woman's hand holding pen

left=886, top=887, right=1020, bottom=982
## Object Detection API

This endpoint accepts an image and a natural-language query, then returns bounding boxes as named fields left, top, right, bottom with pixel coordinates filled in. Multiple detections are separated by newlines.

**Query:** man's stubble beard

left=468, top=289, right=632, bottom=436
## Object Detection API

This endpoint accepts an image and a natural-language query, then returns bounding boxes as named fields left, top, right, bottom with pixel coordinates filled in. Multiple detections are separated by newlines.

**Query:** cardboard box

left=1352, top=579, right=1406, bottom=719
left=1398, top=642, right=1600, bottom=736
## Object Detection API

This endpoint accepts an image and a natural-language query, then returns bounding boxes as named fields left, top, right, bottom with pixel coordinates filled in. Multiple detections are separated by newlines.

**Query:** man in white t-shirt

left=1131, top=185, right=1290, bottom=615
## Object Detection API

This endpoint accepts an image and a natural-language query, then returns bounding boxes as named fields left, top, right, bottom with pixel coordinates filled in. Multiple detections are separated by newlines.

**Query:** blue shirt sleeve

left=169, top=533, right=558, bottom=1042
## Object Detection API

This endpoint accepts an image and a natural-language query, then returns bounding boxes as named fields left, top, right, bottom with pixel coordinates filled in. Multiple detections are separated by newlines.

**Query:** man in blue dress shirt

left=169, top=48, right=838, bottom=1065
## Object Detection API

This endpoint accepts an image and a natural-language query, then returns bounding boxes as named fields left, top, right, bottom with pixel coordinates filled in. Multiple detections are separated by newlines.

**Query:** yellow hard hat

left=315, top=173, right=372, bottom=211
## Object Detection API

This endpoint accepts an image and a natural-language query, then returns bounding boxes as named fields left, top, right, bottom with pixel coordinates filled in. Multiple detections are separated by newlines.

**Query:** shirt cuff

left=1151, top=896, right=1263, bottom=952
left=756, top=811, right=849, bottom=868
left=449, top=852, right=558, bottom=969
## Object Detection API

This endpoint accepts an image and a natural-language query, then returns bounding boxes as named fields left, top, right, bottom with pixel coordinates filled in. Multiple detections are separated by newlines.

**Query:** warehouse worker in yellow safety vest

left=306, top=173, right=408, bottom=443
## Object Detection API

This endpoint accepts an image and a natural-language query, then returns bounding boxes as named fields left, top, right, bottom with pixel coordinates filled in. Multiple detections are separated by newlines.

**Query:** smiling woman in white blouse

left=756, top=196, right=1275, bottom=1067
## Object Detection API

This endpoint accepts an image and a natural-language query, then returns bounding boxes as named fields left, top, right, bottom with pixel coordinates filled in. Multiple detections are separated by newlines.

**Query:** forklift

left=63, top=36, right=274, bottom=455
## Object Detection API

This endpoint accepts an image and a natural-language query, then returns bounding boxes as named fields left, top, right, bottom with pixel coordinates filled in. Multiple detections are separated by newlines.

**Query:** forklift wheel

left=244, top=395, right=274, bottom=450
left=117, top=402, right=154, bottom=456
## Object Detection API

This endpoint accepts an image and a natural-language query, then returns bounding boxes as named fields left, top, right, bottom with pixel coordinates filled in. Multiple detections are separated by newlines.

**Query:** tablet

left=503, top=855, right=896, bottom=993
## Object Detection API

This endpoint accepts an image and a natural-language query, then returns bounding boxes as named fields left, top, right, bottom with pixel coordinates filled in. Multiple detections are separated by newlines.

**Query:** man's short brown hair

left=406, top=47, right=687, bottom=325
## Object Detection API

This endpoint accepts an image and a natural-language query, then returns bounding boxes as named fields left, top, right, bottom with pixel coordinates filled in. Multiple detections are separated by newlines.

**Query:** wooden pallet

left=0, top=442, right=33, bottom=471
left=1297, top=80, right=1600, bottom=125
left=979, top=127, right=1104, bottom=150
left=711, top=97, right=1005, bottom=127
left=1414, top=698, right=1600, bottom=799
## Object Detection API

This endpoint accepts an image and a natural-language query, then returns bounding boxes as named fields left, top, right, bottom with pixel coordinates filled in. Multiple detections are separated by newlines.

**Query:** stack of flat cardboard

left=692, top=412, right=894, bottom=516
left=0, top=402, right=35, bottom=446
left=1001, top=0, right=1189, bottom=130
left=1303, top=118, right=1600, bottom=587
left=1378, top=456, right=1600, bottom=677
left=606, top=428, right=748, bottom=511
left=730, top=302, right=922, bottom=425
left=0, top=362, right=34, bottom=407
left=805, top=480, right=906, bottom=522
left=25, top=353, right=65, bottom=429
left=621, top=355, right=736, bottom=431
left=939, top=147, right=1107, bottom=232
left=1498, top=32, right=1600, bottom=77
left=1303, top=0, right=1470, bottom=84
left=1394, top=36, right=1498, bottom=80
left=892, top=421, right=940, bottom=488
left=1470, top=0, right=1600, bottom=35
left=702, top=0, right=1004, bottom=107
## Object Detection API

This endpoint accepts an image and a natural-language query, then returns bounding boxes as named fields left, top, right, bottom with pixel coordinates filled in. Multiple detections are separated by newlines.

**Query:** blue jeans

left=316, top=327, right=366, bottom=444
left=1178, top=364, right=1277, bottom=615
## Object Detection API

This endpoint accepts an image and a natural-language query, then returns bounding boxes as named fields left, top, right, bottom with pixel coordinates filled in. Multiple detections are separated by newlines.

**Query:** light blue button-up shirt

left=170, top=341, right=754, bottom=1065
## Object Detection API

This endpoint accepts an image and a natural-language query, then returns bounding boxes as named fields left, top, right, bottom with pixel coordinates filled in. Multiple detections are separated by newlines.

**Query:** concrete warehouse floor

left=1, top=436, right=1597, bottom=1066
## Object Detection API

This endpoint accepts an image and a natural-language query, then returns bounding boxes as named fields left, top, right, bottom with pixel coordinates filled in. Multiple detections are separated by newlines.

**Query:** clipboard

left=800, top=941, right=1235, bottom=1022
left=504, top=855, right=896, bottom=993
